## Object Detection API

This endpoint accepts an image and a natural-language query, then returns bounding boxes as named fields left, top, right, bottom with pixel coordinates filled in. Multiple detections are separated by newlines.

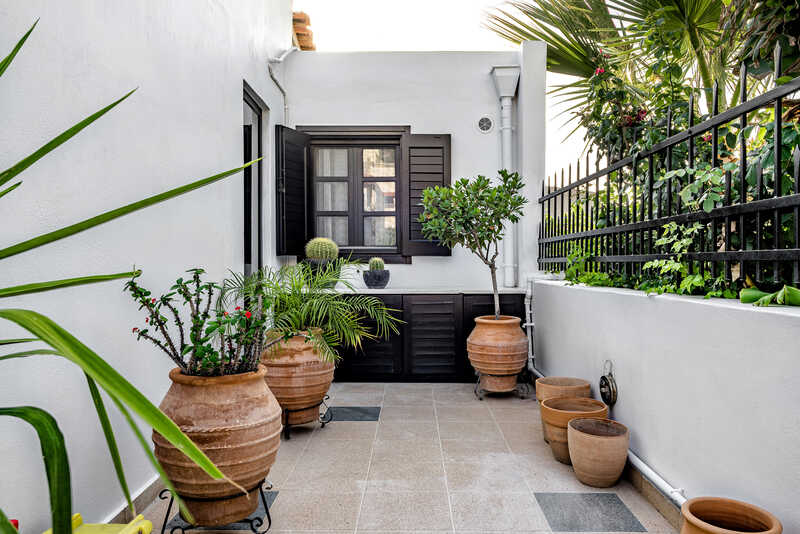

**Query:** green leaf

left=0, top=160, right=258, bottom=260
left=0, top=338, right=37, bottom=345
left=0, top=348, right=60, bottom=361
left=0, top=406, right=71, bottom=534
left=0, top=181, right=21, bottom=200
left=0, top=309, right=226, bottom=483
left=0, top=19, right=37, bottom=78
left=0, top=271, right=140, bottom=298
left=85, top=374, right=133, bottom=515
left=0, top=506, right=19, bottom=534
left=0, top=89, right=136, bottom=189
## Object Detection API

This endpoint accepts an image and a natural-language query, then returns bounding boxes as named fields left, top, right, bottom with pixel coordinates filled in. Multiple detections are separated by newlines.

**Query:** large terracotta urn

left=681, top=497, right=781, bottom=534
left=535, top=377, right=591, bottom=442
left=540, top=397, right=608, bottom=464
left=467, top=315, right=528, bottom=393
left=567, top=418, right=629, bottom=487
left=261, top=332, right=335, bottom=425
left=153, top=365, right=282, bottom=526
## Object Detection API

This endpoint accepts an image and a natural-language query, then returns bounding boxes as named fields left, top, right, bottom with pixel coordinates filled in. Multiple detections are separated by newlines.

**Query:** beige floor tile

left=371, top=437, right=443, bottom=463
left=616, top=482, right=679, bottom=532
left=376, top=420, right=438, bottom=441
left=437, top=420, right=502, bottom=441
left=386, top=382, right=435, bottom=392
left=334, top=382, right=386, bottom=395
left=357, top=490, right=452, bottom=531
left=380, top=405, right=436, bottom=421
left=383, top=390, right=434, bottom=406
left=283, top=449, right=371, bottom=492
left=444, top=454, right=529, bottom=492
left=440, top=438, right=509, bottom=461
left=367, top=457, right=447, bottom=491
left=329, top=392, right=385, bottom=406
left=312, top=421, right=378, bottom=440
left=489, top=405, right=541, bottom=423
left=268, top=490, right=362, bottom=531
left=432, top=391, right=479, bottom=405
left=450, top=491, right=549, bottom=531
left=435, top=404, right=492, bottom=422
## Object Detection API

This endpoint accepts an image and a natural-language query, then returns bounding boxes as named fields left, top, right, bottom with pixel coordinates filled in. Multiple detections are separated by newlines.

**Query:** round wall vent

left=477, top=116, right=494, bottom=134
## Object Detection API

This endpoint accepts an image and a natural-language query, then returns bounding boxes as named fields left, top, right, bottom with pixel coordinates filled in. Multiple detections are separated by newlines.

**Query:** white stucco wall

left=283, top=47, right=546, bottom=290
left=534, top=280, right=800, bottom=531
left=0, top=2, right=291, bottom=530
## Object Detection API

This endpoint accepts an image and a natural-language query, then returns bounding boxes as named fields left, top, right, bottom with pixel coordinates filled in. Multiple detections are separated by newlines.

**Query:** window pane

left=317, top=216, right=348, bottom=245
left=315, top=148, right=348, bottom=176
left=364, top=216, right=396, bottom=246
left=363, top=182, right=396, bottom=212
left=316, top=181, right=348, bottom=211
left=363, top=148, right=395, bottom=177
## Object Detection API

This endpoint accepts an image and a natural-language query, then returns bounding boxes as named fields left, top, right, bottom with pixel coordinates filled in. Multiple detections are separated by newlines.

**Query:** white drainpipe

left=268, top=46, right=299, bottom=123
left=524, top=277, right=687, bottom=508
left=491, top=65, right=521, bottom=288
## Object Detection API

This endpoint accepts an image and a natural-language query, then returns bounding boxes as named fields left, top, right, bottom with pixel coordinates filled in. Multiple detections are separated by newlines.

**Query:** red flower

left=151, top=298, right=156, bottom=303
left=145, top=317, right=149, bottom=323
left=595, top=67, right=605, bottom=75
left=244, top=311, right=252, bottom=319
left=701, top=132, right=712, bottom=142
left=132, top=327, right=139, bottom=333
left=224, top=311, right=229, bottom=317
left=235, top=306, right=241, bottom=311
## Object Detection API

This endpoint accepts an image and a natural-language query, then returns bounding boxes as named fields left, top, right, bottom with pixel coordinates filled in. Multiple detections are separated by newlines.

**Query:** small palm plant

left=223, top=258, right=402, bottom=362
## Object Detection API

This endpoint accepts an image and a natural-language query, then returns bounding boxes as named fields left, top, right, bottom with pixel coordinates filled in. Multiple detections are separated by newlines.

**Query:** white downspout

left=491, top=65, right=521, bottom=287
left=268, top=46, right=299, bottom=123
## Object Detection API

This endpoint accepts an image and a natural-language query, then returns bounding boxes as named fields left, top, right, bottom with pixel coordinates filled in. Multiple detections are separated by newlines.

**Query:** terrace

left=2, top=2, right=798, bottom=534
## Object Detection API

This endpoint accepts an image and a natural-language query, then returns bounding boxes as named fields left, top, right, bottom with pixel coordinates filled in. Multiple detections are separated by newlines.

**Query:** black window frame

left=299, top=126, right=412, bottom=264
left=243, top=81, right=267, bottom=275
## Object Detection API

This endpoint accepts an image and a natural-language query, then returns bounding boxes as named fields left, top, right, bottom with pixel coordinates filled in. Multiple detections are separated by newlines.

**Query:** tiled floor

left=141, top=382, right=677, bottom=533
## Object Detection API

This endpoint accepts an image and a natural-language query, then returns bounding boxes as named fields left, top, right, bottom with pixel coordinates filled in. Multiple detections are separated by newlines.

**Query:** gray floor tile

left=535, top=492, right=646, bottom=532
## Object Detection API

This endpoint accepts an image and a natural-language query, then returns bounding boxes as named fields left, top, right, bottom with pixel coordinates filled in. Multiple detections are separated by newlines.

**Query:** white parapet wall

left=533, top=280, right=800, bottom=531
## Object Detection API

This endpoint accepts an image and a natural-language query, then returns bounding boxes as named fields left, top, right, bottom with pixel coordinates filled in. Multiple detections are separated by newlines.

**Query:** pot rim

left=681, top=496, right=782, bottom=534
left=474, top=315, right=521, bottom=325
left=536, top=376, right=591, bottom=387
left=541, top=396, right=607, bottom=414
left=168, top=364, right=266, bottom=386
left=568, top=417, right=628, bottom=437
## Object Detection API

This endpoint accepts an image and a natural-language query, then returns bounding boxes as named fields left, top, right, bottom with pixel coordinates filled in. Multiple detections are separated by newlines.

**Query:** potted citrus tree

left=419, top=170, right=528, bottom=394
left=224, top=259, right=401, bottom=431
left=124, top=269, right=283, bottom=526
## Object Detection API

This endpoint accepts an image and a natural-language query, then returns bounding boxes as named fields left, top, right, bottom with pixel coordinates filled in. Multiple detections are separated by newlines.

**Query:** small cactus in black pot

left=363, top=256, right=390, bottom=289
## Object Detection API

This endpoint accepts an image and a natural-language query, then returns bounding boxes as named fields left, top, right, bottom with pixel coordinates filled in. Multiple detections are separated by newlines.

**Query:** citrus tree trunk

left=490, top=263, right=500, bottom=320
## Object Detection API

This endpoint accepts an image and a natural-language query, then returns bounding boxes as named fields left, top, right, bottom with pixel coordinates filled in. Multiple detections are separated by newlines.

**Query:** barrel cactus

left=305, top=237, right=339, bottom=260
left=369, top=257, right=385, bottom=271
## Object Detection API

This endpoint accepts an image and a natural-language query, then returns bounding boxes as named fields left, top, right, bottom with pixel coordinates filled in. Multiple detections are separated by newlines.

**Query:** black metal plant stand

left=473, top=372, right=533, bottom=400
left=158, top=480, right=273, bottom=534
left=282, top=394, right=332, bottom=439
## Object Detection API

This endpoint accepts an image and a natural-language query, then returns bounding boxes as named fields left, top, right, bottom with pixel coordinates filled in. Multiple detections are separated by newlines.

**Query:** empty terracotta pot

left=681, top=497, right=782, bottom=534
left=153, top=365, right=282, bottom=526
left=535, top=377, right=591, bottom=442
left=261, top=332, right=335, bottom=425
left=568, top=418, right=629, bottom=487
left=467, top=315, right=528, bottom=393
left=540, top=397, right=608, bottom=464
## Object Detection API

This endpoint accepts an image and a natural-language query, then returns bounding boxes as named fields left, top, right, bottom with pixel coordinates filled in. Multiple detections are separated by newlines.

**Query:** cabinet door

left=403, top=294, right=463, bottom=379
left=335, top=294, right=403, bottom=381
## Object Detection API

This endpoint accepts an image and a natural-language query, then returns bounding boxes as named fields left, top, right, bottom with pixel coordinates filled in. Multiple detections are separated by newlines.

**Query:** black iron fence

left=538, top=51, right=800, bottom=287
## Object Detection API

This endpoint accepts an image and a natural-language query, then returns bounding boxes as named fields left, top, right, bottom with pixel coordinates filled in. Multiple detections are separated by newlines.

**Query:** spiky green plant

left=368, top=257, right=385, bottom=271
left=0, top=21, right=254, bottom=533
left=222, top=258, right=402, bottom=362
left=305, top=237, right=339, bottom=260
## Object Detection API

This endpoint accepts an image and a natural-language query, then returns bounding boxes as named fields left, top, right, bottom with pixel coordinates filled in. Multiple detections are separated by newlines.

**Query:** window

left=311, top=145, right=399, bottom=250
left=243, top=84, right=266, bottom=275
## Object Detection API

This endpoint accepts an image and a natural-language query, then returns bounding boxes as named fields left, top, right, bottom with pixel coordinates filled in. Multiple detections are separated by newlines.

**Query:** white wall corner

left=517, top=41, right=547, bottom=279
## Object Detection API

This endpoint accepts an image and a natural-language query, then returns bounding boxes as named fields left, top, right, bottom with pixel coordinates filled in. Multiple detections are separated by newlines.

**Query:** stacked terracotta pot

left=535, top=376, right=591, bottom=442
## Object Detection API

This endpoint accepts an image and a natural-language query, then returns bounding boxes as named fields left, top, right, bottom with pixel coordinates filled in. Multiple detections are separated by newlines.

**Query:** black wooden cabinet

left=335, top=292, right=525, bottom=382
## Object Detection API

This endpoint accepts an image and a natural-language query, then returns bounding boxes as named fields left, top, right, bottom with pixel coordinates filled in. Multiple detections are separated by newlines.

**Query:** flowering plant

left=124, top=268, right=277, bottom=376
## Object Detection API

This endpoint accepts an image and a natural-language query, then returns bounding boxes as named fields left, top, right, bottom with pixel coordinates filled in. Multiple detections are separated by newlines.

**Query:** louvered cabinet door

left=402, top=294, right=464, bottom=380
left=335, top=295, right=403, bottom=381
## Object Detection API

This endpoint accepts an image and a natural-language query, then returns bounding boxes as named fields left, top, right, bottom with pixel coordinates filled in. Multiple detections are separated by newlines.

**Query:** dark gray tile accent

left=535, top=492, right=646, bottom=532
left=164, top=491, right=277, bottom=531
left=325, top=406, right=381, bottom=421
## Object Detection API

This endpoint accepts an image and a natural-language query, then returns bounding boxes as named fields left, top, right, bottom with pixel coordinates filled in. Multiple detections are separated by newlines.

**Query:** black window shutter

left=275, top=125, right=310, bottom=256
left=401, top=133, right=452, bottom=256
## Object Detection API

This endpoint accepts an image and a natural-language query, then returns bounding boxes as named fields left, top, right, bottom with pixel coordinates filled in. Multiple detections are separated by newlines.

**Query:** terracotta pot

left=681, top=497, right=782, bottom=534
left=261, top=333, right=335, bottom=425
left=535, top=377, right=591, bottom=442
left=153, top=366, right=282, bottom=526
left=466, top=315, right=528, bottom=392
left=567, top=418, right=629, bottom=487
left=540, top=397, right=608, bottom=464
